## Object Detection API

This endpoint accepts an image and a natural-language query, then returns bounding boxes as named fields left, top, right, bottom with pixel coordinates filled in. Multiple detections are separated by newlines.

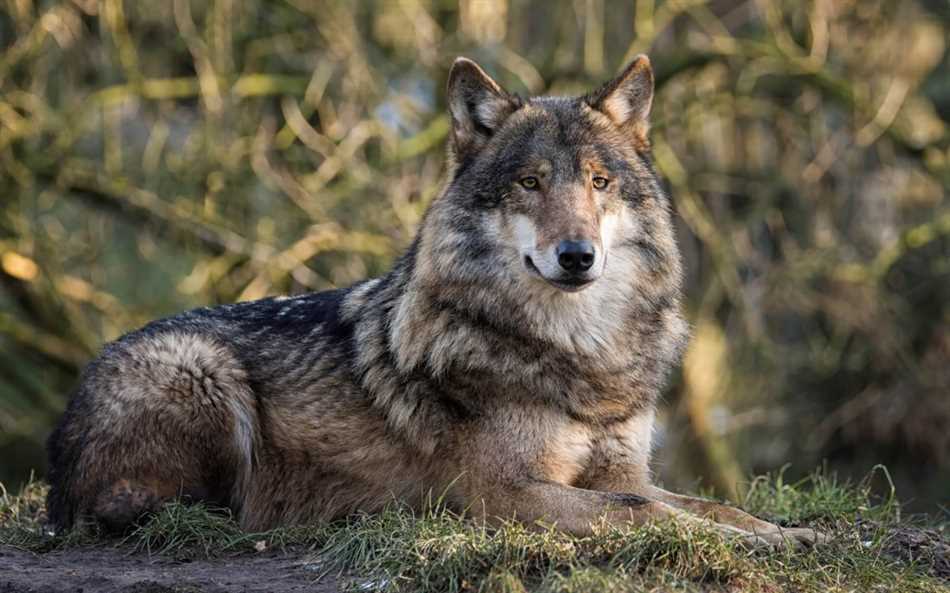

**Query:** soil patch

left=0, top=545, right=337, bottom=593
left=858, top=520, right=950, bottom=580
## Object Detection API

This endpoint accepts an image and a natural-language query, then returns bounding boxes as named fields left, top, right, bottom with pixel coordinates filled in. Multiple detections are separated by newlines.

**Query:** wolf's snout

left=556, top=240, right=596, bottom=273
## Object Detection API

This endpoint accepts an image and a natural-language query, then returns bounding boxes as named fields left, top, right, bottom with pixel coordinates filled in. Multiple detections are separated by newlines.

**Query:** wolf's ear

left=447, top=57, right=520, bottom=159
left=586, top=55, right=654, bottom=142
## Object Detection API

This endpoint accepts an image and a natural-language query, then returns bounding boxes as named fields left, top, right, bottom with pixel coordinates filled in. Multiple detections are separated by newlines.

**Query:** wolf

left=47, top=55, right=820, bottom=547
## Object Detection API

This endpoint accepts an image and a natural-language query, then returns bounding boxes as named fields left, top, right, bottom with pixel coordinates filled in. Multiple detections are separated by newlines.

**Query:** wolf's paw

left=778, top=527, right=829, bottom=546
left=718, top=523, right=829, bottom=550
left=733, top=531, right=779, bottom=551
left=752, top=526, right=829, bottom=549
left=710, top=522, right=778, bottom=550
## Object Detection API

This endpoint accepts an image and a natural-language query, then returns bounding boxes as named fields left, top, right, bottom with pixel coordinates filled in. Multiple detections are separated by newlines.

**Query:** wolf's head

left=392, top=56, right=685, bottom=369
left=421, top=55, right=676, bottom=298
left=446, top=57, right=658, bottom=292
left=400, top=55, right=682, bottom=359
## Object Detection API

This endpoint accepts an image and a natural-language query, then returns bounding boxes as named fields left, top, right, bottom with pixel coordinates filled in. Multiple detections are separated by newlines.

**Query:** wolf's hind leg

left=92, top=478, right=175, bottom=531
left=50, top=332, right=259, bottom=532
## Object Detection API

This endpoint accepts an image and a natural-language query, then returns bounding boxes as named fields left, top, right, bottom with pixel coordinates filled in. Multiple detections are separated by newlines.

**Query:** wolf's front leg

left=460, top=477, right=772, bottom=546
left=453, top=409, right=772, bottom=546
left=578, top=413, right=822, bottom=547
left=644, top=486, right=825, bottom=546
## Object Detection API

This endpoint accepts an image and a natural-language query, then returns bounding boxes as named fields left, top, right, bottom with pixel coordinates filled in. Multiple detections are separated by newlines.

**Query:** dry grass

left=1, top=469, right=947, bottom=592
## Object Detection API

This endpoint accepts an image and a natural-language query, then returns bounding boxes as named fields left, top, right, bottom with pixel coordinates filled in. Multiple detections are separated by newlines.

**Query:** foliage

left=1, top=1, right=949, bottom=509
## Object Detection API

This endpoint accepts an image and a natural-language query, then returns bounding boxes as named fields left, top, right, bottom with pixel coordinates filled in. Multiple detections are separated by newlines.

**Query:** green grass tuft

left=742, top=464, right=900, bottom=526
left=125, top=501, right=331, bottom=559
left=125, top=502, right=250, bottom=557
left=1, top=468, right=947, bottom=592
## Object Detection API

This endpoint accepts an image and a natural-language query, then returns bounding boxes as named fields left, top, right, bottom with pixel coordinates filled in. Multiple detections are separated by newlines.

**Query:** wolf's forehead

left=523, top=96, right=599, bottom=135
left=502, top=98, right=625, bottom=169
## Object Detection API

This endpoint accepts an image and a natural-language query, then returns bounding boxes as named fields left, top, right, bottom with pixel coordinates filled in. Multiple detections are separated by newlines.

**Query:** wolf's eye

left=519, top=176, right=539, bottom=190
left=592, top=176, right=610, bottom=190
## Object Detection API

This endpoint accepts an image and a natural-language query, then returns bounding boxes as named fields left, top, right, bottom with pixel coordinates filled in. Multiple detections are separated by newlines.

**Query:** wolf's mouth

left=524, top=255, right=541, bottom=276
left=523, top=255, right=595, bottom=293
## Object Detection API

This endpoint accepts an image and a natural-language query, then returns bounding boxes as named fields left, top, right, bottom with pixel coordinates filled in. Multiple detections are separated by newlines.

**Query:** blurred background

left=0, top=0, right=948, bottom=513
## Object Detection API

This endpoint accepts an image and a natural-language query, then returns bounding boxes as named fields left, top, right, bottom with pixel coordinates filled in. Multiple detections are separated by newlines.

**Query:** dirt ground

left=0, top=546, right=339, bottom=593
left=859, top=520, right=950, bottom=581
left=1, top=522, right=946, bottom=593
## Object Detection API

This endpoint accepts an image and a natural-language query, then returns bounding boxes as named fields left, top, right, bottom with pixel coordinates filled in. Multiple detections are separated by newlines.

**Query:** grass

left=0, top=469, right=947, bottom=592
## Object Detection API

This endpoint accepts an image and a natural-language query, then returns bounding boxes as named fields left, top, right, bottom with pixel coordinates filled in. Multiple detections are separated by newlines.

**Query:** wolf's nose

left=556, top=240, right=596, bottom=272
